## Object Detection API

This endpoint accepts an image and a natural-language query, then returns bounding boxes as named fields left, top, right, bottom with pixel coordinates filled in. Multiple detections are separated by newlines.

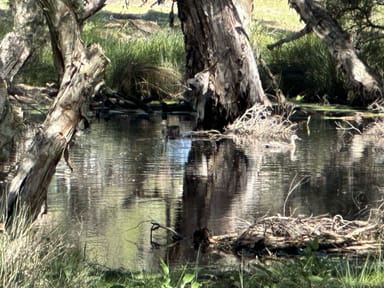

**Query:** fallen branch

left=193, top=214, right=384, bottom=257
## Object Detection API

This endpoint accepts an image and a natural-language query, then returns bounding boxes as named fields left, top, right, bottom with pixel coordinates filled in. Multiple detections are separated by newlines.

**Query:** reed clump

left=0, top=211, right=97, bottom=288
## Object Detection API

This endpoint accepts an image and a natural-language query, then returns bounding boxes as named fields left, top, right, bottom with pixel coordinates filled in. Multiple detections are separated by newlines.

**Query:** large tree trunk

left=178, top=0, right=270, bottom=130
left=288, top=0, right=383, bottom=106
left=6, top=0, right=109, bottom=225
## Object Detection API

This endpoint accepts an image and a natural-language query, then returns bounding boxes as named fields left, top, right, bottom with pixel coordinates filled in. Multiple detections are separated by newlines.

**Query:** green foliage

left=159, top=258, right=201, bottom=288
left=263, top=34, right=346, bottom=103
left=82, top=19, right=185, bottom=99
left=0, top=210, right=101, bottom=288
left=251, top=0, right=383, bottom=103
left=15, top=45, right=56, bottom=85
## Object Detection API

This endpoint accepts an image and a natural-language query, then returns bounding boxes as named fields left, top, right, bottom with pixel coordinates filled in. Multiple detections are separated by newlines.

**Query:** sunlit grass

left=0, top=209, right=100, bottom=288
left=0, top=0, right=8, bottom=10
left=253, top=0, right=304, bottom=32
left=83, top=17, right=184, bottom=96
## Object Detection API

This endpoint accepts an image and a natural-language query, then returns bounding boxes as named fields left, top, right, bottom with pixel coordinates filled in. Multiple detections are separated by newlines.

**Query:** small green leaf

left=180, top=273, right=195, bottom=287
left=307, top=275, right=323, bottom=282
left=160, top=258, right=169, bottom=277
left=191, top=281, right=201, bottom=288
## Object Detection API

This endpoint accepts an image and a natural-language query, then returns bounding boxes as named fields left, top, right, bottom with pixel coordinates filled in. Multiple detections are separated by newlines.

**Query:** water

left=3, top=113, right=384, bottom=271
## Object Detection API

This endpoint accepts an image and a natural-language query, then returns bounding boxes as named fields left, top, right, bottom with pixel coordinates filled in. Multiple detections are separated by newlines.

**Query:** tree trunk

left=0, top=86, right=15, bottom=160
left=6, top=0, right=109, bottom=225
left=178, top=0, right=270, bottom=130
left=288, top=0, right=383, bottom=105
left=0, top=0, right=45, bottom=83
left=233, top=0, right=253, bottom=33
left=0, top=1, right=45, bottom=160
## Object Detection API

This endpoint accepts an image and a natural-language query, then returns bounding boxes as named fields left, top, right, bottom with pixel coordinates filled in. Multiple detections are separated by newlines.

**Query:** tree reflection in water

left=3, top=116, right=384, bottom=270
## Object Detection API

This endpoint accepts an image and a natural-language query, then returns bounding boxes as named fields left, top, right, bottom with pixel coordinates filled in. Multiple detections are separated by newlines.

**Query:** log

left=6, top=0, right=109, bottom=225
left=287, top=0, right=382, bottom=105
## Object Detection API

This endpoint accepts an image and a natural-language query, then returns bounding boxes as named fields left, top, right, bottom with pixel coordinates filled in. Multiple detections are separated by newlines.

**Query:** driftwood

left=270, top=0, right=382, bottom=105
left=194, top=214, right=384, bottom=257
left=6, top=0, right=109, bottom=226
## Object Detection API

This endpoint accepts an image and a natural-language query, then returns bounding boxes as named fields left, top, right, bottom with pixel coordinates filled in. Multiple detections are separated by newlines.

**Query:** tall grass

left=266, top=35, right=345, bottom=103
left=0, top=210, right=99, bottom=288
left=82, top=20, right=185, bottom=97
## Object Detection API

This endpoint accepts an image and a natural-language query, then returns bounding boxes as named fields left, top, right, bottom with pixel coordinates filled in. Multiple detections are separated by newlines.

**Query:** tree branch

left=267, top=25, right=312, bottom=50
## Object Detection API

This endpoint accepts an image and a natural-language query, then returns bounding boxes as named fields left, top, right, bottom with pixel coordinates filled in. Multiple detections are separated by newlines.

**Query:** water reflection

left=2, top=115, right=384, bottom=271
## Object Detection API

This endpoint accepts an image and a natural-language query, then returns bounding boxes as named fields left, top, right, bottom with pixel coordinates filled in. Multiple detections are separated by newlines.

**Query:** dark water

left=3, top=113, right=384, bottom=271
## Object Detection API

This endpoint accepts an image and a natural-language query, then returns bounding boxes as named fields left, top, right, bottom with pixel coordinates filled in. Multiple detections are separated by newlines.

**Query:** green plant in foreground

left=159, top=258, right=201, bottom=288
left=0, top=211, right=100, bottom=288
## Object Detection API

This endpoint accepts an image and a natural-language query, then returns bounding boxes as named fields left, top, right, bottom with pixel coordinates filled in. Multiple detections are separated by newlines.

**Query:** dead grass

left=225, top=104, right=297, bottom=141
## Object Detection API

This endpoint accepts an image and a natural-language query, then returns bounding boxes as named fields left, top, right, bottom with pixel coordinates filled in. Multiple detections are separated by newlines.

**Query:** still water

left=8, top=113, right=384, bottom=270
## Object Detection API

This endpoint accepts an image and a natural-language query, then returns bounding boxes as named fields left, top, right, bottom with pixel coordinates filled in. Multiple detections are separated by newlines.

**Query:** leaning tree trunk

left=288, top=0, right=383, bottom=105
left=6, top=0, right=109, bottom=225
left=178, top=0, right=270, bottom=130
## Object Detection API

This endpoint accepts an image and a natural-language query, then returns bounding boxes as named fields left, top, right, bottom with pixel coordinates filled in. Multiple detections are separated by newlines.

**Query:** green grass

left=82, top=16, right=184, bottom=98
left=252, top=0, right=384, bottom=103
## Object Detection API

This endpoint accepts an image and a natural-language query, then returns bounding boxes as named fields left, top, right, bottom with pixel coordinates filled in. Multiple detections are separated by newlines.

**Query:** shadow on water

left=2, top=114, right=384, bottom=270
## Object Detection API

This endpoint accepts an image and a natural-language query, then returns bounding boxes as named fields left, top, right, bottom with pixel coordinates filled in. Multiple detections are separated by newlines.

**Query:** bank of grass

left=82, top=24, right=184, bottom=96
left=3, top=215, right=384, bottom=288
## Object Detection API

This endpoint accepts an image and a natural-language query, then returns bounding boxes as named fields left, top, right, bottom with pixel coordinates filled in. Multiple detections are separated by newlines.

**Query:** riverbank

left=2, top=214, right=384, bottom=287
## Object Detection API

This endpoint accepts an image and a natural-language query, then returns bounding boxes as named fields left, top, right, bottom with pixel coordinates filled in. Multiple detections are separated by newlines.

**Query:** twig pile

left=184, top=104, right=298, bottom=144
left=225, top=104, right=297, bottom=141
left=207, top=214, right=384, bottom=257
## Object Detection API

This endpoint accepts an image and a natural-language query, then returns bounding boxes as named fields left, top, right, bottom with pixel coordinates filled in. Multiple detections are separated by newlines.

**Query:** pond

left=3, top=112, right=384, bottom=271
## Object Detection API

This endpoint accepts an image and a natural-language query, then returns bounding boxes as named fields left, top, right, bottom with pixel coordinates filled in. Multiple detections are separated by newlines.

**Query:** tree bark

left=0, top=0, right=45, bottom=83
left=178, top=0, right=270, bottom=130
left=0, top=86, right=15, bottom=160
left=6, top=0, right=109, bottom=225
left=288, top=0, right=383, bottom=105
left=48, top=0, right=107, bottom=81
left=0, top=1, right=45, bottom=160
left=233, top=0, right=254, bottom=33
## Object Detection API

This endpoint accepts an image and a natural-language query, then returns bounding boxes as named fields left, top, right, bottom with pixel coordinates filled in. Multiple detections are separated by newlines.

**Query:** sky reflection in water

left=43, top=115, right=384, bottom=270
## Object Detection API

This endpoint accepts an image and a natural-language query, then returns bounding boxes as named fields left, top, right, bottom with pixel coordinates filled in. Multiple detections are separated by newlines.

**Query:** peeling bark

left=0, top=0, right=45, bottom=83
left=6, top=0, right=109, bottom=225
left=178, top=0, right=270, bottom=130
left=288, top=0, right=382, bottom=105
left=0, top=1, right=45, bottom=160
